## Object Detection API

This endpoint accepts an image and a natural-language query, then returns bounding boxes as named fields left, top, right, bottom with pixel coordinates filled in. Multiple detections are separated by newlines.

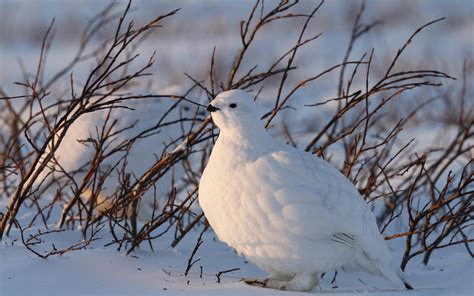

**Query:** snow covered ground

left=1, top=225, right=473, bottom=296
left=1, top=1, right=473, bottom=295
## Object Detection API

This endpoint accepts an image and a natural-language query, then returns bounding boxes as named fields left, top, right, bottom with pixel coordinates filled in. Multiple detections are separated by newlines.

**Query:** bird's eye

left=229, top=103, right=237, bottom=108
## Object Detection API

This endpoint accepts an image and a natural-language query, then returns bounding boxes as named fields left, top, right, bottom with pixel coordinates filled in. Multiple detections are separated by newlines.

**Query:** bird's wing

left=246, top=147, right=384, bottom=249
left=244, top=146, right=403, bottom=285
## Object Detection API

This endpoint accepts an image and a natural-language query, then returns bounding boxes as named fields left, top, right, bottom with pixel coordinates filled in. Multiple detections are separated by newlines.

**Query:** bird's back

left=262, top=145, right=398, bottom=275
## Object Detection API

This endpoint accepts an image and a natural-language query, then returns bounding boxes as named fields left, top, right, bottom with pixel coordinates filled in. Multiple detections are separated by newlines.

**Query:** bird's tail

left=382, top=267, right=414, bottom=290
left=404, top=281, right=414, bottom=290
left=398, top=269, right=414, bottom=290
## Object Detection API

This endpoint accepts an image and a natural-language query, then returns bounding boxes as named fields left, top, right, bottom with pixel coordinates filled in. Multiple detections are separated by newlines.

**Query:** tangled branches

left=0, top=0, right=472, bottom=273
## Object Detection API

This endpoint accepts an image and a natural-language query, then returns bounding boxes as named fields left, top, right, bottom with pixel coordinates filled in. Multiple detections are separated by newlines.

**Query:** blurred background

left=1, top=0, right=472, bottom=92
left=1, top=0, right=472, bottom=169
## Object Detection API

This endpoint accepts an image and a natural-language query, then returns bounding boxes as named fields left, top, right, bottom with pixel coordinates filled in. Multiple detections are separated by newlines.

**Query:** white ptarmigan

left=199, top=89, right=412, bottom=292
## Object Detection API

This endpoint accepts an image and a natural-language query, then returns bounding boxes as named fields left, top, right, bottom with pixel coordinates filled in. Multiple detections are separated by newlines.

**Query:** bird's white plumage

left=199, top=89, right=408, bottom=291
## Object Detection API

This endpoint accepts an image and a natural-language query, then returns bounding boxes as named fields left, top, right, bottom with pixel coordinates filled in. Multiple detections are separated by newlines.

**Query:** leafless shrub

left=0, top=0, right=471, bottom=275
left=0, top=0, right=183, bottom=246
left=19, top=224, right=103, bottom=259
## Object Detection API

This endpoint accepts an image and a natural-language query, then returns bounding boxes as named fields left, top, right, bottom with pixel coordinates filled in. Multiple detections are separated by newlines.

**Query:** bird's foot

left=242, top=273, right=318, bottom=292
left=242, top=278, right=267, bottom=287
left=242, top=277, right=288, bottom=289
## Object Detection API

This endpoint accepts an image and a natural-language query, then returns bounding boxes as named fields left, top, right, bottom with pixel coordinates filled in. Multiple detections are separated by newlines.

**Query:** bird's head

left=207, top=89, right=262, bottom=133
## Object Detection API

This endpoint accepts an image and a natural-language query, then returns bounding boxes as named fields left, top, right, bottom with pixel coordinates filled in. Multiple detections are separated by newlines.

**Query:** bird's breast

left=199, top=144, right=280, bottom=251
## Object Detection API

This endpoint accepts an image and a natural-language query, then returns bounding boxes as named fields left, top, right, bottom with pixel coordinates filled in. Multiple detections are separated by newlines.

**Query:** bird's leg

left=243, top=273, right=318, bottom=292
left=280, top=273, right=319, bottom=292
left=269, top=272, right=294, bottom=281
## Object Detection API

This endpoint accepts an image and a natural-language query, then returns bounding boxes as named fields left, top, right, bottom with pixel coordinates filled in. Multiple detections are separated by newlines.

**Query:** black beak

left=207, top=104, right=220, bottom=112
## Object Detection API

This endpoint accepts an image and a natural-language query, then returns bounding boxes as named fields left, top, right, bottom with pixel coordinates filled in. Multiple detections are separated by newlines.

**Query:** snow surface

left=1, top=226, right=473, bottom=296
